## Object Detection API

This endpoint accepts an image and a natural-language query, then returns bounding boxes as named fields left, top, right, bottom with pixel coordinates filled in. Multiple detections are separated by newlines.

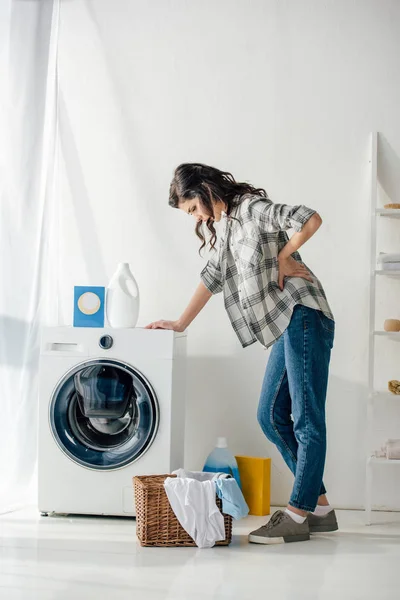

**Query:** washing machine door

left=50, top=359, right=159, bottom=470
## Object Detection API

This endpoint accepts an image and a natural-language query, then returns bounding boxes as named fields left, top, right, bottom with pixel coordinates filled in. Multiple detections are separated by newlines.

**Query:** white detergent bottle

left=203, top=437, right=242, bottom=488
left=106, top=262, right=140, bottom=328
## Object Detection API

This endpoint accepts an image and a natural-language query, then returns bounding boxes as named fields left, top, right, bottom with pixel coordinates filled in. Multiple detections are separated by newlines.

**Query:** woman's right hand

left=144, top=319, right=185, bottom=332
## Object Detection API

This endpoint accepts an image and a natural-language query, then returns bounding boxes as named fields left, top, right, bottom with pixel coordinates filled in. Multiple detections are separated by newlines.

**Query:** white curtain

left=0, top=0, right=59, bottom=513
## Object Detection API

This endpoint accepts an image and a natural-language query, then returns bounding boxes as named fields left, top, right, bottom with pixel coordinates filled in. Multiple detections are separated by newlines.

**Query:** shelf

left=374, top=331, right=400, bottom=341
left=376, top=208, right=400, bottom=218
left=375, top=269, right=400, bottom=277
left=368, top=456, right=400, bottom=465
left=366, top=133, right=400, bottom=524
left=372, top=390, right=400, bottom=399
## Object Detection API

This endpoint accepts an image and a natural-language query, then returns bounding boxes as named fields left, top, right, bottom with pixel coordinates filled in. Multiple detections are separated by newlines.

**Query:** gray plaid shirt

left=200, top=194, right=334, bottom=349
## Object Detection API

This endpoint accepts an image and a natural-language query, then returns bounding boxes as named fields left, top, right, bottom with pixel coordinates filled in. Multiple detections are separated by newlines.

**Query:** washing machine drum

left=50, top=359, right=159, bottom=470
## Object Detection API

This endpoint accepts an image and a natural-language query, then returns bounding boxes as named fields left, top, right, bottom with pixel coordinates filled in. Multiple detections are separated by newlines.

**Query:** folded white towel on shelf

left=374, top=439, right=400, bottom=460
left=387, top=439, right=400, bottom=459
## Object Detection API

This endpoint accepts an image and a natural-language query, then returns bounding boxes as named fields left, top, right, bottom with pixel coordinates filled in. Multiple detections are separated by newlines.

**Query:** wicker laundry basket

left=133, top=474, right=232, bottom=547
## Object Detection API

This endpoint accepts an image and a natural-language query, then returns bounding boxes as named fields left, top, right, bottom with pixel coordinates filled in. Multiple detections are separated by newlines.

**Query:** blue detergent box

left=73, top=286, right=105, bottom=328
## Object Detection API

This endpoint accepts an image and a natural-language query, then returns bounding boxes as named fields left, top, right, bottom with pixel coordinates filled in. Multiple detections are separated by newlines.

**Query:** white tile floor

left=1, top=507, right=400, bottom=600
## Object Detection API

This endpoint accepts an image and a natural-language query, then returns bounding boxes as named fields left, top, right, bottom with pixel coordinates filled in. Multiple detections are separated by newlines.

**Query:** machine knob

left=99, top=335, right=113, bottom=350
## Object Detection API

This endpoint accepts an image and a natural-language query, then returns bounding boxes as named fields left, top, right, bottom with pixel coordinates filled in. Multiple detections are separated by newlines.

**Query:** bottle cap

left=216, top=437, right=227, bottom=448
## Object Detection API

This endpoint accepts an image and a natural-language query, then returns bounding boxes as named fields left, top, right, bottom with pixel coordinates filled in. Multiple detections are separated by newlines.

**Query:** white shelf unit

left=366, top=131, right=400, bottom=524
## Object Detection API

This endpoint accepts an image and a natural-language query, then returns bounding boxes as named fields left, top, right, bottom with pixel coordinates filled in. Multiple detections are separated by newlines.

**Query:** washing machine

left=38, top=327, right=186, bottom=517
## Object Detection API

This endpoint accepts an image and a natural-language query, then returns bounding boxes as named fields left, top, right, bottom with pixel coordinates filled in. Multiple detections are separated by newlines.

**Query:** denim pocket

left=316, top=310, right=335, bottom=335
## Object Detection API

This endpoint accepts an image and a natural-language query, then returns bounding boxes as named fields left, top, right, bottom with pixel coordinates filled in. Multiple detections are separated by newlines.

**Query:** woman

left=146, top=163, right=337, bottom=545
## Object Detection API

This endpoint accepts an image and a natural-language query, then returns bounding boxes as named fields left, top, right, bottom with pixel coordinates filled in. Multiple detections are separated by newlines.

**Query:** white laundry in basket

left=163, top=477, right=225, bottom=548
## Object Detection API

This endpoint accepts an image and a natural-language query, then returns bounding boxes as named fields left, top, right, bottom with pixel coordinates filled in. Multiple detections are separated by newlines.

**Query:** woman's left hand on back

left=278, top=256, right=313, bottom=291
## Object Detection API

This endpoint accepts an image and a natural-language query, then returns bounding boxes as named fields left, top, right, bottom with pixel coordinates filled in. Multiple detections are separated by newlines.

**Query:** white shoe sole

left=248, top=533, right=310, bottom=545
left=248, top=535, right=285, bottom=545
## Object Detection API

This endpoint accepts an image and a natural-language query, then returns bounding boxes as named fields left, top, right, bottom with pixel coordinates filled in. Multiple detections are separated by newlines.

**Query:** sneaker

left=248, top=510, right=310, bottom=545
left=307, top=510, right=338, bottom=533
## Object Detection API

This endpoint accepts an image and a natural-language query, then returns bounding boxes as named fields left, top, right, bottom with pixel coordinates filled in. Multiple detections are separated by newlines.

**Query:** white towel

left=164, top=477, right=226, bottom=548
left=374, top=439, right=400, bottom=459
left=386, top=439, right=400, bottom=459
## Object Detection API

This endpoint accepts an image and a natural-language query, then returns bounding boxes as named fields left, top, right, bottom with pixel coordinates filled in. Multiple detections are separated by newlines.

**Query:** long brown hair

left=169, top=163, right=267, bottom=253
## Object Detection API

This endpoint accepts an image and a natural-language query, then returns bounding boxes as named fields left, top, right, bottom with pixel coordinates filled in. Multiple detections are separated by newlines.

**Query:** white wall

left=57, top=0, right=400, bottom=510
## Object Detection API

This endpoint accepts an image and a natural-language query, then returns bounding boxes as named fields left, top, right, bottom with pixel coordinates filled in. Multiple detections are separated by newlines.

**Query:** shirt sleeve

left=248, top=199, right=316, bottom=233
left=200, top=241, right=223, bottom=295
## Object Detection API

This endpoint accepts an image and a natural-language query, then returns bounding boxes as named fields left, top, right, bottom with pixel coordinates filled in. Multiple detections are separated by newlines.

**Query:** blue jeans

left=257, top=305, right=335, bottom=512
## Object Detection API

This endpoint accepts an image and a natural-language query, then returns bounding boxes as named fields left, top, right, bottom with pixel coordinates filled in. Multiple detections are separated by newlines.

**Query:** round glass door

left=50, top=359, right=159, bottom=470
